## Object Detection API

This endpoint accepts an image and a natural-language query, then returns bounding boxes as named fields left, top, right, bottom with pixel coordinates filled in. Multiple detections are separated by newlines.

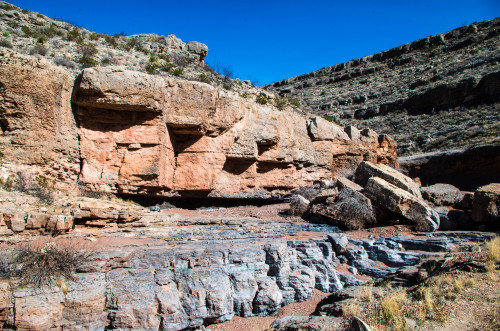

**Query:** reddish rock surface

left=72, top=67, right=398, bottom=199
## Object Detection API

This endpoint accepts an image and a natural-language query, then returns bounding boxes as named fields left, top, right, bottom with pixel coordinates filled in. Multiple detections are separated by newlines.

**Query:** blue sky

left=7, top=0, right=500, bottom=85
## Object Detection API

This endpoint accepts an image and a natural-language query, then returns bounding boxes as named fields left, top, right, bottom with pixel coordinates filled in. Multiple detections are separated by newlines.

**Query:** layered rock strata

left=71, top=67, right=398, bottom=198
left=1, top=211, right=490, bottom=330
left=267, top=18, right=500, bottom=155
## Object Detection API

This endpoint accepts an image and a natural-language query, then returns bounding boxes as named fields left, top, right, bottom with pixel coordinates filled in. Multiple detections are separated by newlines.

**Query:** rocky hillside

left=267, top=18, right=500, bottom=155
left=0, top=1, right=266, bottom=96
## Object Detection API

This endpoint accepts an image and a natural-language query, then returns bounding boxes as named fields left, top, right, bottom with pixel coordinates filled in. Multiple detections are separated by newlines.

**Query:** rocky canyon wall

left=0, top=49, right=397, bottom=199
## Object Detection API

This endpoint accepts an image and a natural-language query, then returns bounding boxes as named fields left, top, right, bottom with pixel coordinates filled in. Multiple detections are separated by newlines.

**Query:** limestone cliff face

left=0, top=49, right=79, bottom=187
left=0, top=49, right=397, bottom=198
left=72, top=67, right=397, bottom=198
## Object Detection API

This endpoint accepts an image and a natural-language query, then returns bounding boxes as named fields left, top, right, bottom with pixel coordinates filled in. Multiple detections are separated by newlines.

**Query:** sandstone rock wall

left=72, top=67, right=398, bottom=198
left=0, top=49, right=79, bottom=187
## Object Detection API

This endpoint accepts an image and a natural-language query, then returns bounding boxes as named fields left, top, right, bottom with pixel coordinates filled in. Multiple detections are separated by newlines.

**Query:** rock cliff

left=266, top=18, right=500, bottom=155
left=0, top=48, right=397, bottom=199
left=72, top=67, right=397, bottom=198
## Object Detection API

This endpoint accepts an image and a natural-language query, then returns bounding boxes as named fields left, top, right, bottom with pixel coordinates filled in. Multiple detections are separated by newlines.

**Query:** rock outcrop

left=266, top=18, right=500, bottom=155
left=0, top=49, right=79, bottom=188
left=472, top=183, right=500, bottom=224
left=399, top=143, right=500, bottom=190
left=71, top=67, right=398, bottom=199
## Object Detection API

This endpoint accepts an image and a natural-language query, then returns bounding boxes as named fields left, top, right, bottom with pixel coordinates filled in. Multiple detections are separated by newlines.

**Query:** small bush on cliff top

left=256, top=94, right=268, bottom=105
left=171, top=67, right=184, bottom=76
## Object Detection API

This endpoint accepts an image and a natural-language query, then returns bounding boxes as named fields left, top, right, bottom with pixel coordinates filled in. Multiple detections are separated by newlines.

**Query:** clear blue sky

left=7, top=0, right=500, bottom=85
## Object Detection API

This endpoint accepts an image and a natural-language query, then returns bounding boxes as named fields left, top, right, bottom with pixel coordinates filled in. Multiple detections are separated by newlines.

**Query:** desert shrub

left=104, top=35, right=118, bottom=48
left=134, top=44, right=149, bottom=54
left=13, top=170, right=36, bottom=192
left=29, top=44, right=48, bottom=55
left=122, top=37, right=138, bottom=51
left=171, top=67, right=184, bottom=76
left=223, top=82, right=232, bottom=90
left=256, top=94, right=268, bottom=105
left=198, top=73, right=211, bottom=83
left=158, top=61, right=174, bottom=72
left=53, top=57, right=75, bottom=69
left=145, top=63, right=158, bottom=74
left=21, top=25, right=35, bottom=37
left=158, top=53, right=170, bottom=61
left=0, top=38, right=12, bottom=48
left=79, top=57, right=98, bottom=67
left=2, top=240, right=90, bottom=287
left=36, top=35, right=46, bottom=44
left=88, top=32, right=99, bottom=40
left=149, top=55, right=158, bottom=63
left=275, top=96, right=288, bottom=110
left=78, top=43, right=98, bottom=67
left=66, top=27, right=83, bottom=42
left=38, top=23, right=60, bottom=38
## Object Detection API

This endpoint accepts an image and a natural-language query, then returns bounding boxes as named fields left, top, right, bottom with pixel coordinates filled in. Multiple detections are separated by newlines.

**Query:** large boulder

left=308, top=188, right=376, bottom=230
left=421, top=183, right=462, bottom=206
left=72, top=67, right=398, bottom=199
left=354, top=161, right=422, bottom=198
left=472, top=183, right=500, bottom=224
left=364, top=177, right=440, bottom=232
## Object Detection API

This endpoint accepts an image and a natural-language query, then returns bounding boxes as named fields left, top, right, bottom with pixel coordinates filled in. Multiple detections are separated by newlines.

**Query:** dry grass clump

left=379, top=290, right=408, bottom=329
left=358, top=285, right=374, bottom=302
left=486, top=236, right=500, bottom=280
left=342, top=300, right=359, bottom=317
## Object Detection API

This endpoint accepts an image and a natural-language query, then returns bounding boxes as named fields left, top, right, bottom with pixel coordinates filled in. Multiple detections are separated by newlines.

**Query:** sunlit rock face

left=72, top=67, right=398, bottom=198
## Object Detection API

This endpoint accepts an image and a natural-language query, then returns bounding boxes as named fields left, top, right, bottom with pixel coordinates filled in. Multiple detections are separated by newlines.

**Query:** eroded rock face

left=72, top=67, right=398, bottom=199
left=0, top=49, right=79, bottom=188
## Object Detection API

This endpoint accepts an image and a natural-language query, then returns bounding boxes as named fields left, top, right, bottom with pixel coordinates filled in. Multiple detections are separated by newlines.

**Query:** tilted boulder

left=72, top=67, right=398, bottom=199
left=364, top=177, right=440, bottom=232
left=472, top=183, right=500, bottom=224
left=354, top=161, right=422, bottom=198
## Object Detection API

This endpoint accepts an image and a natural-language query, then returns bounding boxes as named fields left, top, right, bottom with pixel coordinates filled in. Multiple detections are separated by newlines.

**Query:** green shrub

left=88, top=32, right=100, bottom=40
left=134, top=44, right=149, bottom=54
left=21, top=25, right=35, bottom=37
left=104, top=35, right=118, bottom=47
left=198, top=73, right=211, bottom=83
left=223, top=82, right=232, bottom=90
left=158, top=53, right=170, bottom=62
left=158, top=61, right=174, bottom=72
left=36, top=35, right=46, bottom=44
left=275, top=97, right=288, bottom=110
left=145, top=63, right=158, bottom=74
left=289, top=98, right=300, bottom=108
left=1, top=31, right=8, bottom=37
left=171, top=67, right=184, bottom=76
left=256, top=94, right=268, bottom=105
left=122, top=37, right=138, bottom=51
left=149, top=55, right=158, bottom=63
left=79, top=57, right=98, bottom=67
left=66, top=27, right=83, bottom=43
